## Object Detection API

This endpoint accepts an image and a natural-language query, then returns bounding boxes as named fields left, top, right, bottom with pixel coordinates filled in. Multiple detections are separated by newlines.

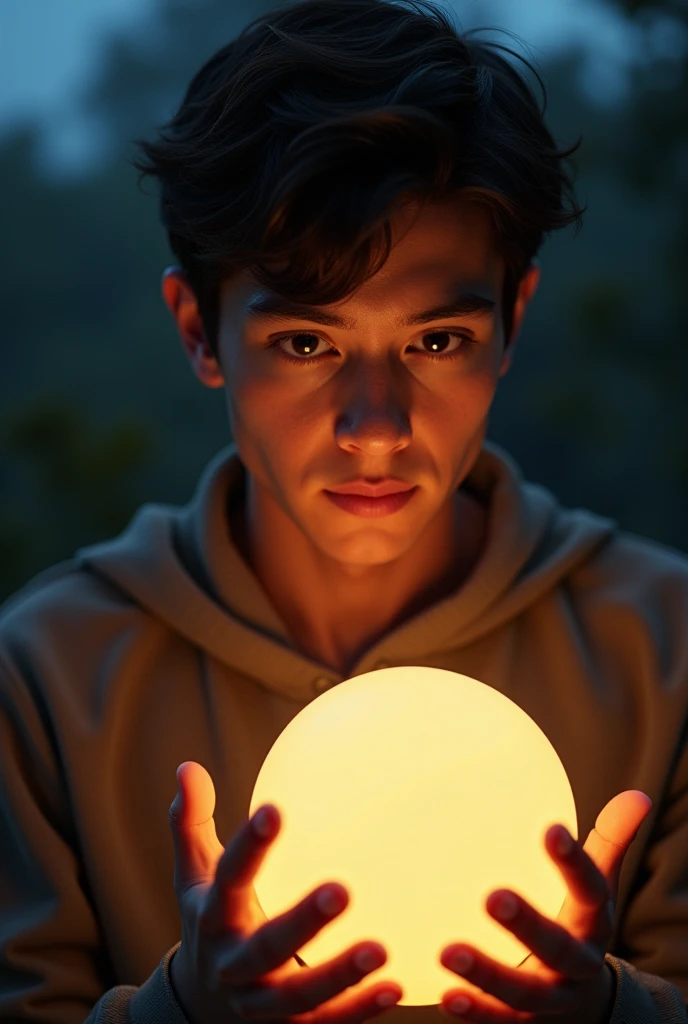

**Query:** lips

left=325, top=480, right=415, bottom=498
left=323, top=485, right=419, bottom=518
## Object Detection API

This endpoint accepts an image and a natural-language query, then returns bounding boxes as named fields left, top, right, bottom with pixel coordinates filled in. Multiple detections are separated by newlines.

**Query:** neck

left=230, top=476, right=487, bottom=677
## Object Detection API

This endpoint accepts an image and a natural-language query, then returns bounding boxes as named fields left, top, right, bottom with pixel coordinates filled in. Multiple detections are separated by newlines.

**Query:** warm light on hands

left=439, top=789, right=653, bottom=1023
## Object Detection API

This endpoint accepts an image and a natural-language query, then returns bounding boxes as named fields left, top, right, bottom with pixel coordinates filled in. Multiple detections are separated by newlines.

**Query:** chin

left=318, top=529, right=415, bottom=567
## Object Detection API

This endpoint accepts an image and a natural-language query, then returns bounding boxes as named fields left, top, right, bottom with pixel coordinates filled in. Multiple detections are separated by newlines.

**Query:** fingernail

left=449, top=950, right=474, bottom=973
left=316, top=886, right=345, bottom=916
left=376, top=990, right=400, bottom=1008
left=493, top=893, right=519, bottom=921
left=355, top=946, right=385, bottom=972
left=253, top=807, right=274, bottom=837
left=555, top=827, right=573, bottom=856
left=449, top=994, right=471, bottom=1015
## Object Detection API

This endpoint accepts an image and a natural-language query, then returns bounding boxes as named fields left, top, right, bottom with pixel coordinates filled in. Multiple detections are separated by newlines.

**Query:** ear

left=499, top=260, right=541, bottom=377
left=161, top=266, right=224, bottom=389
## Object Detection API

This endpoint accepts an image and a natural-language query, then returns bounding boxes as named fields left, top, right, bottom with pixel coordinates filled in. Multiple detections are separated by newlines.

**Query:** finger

left=200, top=801, right=282, bottom=935
left=484, top=888, right=604, bottom=981
left=545, top=825, right=614, bottom=945
left=216, top=880, right=350, bottom=986
left=545, top=826, right=610, bottom=913
left=442, top=938, right=580, bottom=1017
left=440, top=986, right=534, bottom=1022
left=309, top=979, right=403, bottom=1024
left=169, top=761, right=225, bottom=897
left=226, top=940, right=392, bottom=1018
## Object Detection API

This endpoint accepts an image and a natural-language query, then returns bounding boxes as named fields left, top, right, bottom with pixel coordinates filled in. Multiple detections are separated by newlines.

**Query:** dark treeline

left=1, top=0, right=686, bottom=603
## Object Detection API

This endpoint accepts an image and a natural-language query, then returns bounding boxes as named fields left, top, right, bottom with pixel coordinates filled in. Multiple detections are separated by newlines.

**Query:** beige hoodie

left=0, top=440, right=686, bottom=1024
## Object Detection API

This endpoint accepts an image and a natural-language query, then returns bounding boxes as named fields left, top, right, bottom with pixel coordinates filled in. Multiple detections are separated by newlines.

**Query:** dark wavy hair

left=133, top=0, right=586, bottom=358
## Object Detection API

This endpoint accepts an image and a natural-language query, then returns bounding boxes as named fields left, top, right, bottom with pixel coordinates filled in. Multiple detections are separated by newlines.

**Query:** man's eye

left=407, top=331, right=472, bottom=356
left=276, top=333, right=331, bottom=360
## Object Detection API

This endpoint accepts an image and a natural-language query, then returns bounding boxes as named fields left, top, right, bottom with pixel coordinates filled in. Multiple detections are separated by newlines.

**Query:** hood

left=74, top=441, right=617, bottom=700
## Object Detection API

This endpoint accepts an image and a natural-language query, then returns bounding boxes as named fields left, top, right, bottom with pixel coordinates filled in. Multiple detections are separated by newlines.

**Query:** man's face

left=215, top=199, right=517, bottom=567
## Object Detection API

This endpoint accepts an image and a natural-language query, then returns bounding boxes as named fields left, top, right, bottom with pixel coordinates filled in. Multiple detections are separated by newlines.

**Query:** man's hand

left=169, top=760, right=403, bottom=1024
left=438, top=789, right=653, bottom=1023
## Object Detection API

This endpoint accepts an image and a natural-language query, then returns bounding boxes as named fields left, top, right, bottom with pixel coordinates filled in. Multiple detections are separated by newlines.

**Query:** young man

left=0, top=1, right=686, bottom=1022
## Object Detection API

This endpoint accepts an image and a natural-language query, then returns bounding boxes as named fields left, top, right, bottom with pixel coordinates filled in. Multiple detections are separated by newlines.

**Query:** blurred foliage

left=0, top=0, right=687, bottom=603
left=0, top=397, right=154, bottom=584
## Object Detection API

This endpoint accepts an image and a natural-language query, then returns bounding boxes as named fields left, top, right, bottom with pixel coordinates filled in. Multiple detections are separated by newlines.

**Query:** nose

left=334, top=360, right=412, bottom=457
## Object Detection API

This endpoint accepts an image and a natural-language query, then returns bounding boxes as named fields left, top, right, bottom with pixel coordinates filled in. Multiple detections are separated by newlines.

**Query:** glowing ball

left=249, top=667, right=577, bottom=1006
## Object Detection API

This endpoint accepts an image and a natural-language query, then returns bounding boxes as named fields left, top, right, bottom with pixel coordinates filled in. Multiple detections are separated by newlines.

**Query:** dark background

left=1, top=0, right=686, bottom=604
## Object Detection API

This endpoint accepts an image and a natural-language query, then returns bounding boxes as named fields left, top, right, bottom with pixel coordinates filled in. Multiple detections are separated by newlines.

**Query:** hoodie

left=0, top=439, right=686, bottom=1024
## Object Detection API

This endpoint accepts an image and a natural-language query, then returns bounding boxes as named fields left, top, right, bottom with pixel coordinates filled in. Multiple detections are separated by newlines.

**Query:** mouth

left=323, top=485, right=419, bottom=518
left=325, top=479, right=416, bottom=498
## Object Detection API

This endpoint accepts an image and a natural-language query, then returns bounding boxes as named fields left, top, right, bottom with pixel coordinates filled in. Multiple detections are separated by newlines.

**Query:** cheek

left=221, top=351, right=274, bottom=453
left=223, top=350, right=282, bottom=425
left=467, top=365, right=501, bottom=415
left=236, top=375, right=324, bottom=433
left=419, top=364, right=499, bottom=433
left=224, top=362, right=329, bottom=473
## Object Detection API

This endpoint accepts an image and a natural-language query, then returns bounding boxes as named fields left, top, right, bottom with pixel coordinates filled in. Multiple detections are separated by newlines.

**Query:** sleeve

left=84, top=944, right=187, bottom=1024
left=603, top=724, right=688, bottom=1023
left=0, top=654, right=189, bottom=1024
left=604, top=954, right=686, bottom=1023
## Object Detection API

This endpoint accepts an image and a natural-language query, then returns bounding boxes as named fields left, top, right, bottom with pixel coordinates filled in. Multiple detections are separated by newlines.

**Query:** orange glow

left=250, top=666, right=577, bottom=1006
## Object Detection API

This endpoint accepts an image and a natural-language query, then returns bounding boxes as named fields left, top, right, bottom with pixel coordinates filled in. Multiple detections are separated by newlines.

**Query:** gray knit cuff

left=606, top=953, right=686, bottom=1024
left=129, top=942, right=188, bottom=1024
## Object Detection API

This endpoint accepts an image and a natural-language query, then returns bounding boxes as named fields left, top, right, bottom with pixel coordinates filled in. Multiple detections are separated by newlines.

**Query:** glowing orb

left=249, top=666, right=577, bottom=1006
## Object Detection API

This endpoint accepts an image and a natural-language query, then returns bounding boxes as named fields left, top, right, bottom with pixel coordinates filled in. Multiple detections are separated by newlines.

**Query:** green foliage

left=4, top=398, right=153, bottom=512
left=0, top=396, right=157, bottom=599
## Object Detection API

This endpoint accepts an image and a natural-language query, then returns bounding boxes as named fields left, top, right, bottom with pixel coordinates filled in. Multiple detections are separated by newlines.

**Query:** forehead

left=221, top=196, right=504, bottom=319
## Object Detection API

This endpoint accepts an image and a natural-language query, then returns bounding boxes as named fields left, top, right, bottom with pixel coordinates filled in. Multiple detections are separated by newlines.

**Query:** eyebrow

left=245, top=290, right=497, bottom=329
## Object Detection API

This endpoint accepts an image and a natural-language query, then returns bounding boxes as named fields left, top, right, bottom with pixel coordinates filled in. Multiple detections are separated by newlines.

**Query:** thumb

left=169, top=761, right=225, bottom=895
left=585, top=789, right=653, bottom=898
